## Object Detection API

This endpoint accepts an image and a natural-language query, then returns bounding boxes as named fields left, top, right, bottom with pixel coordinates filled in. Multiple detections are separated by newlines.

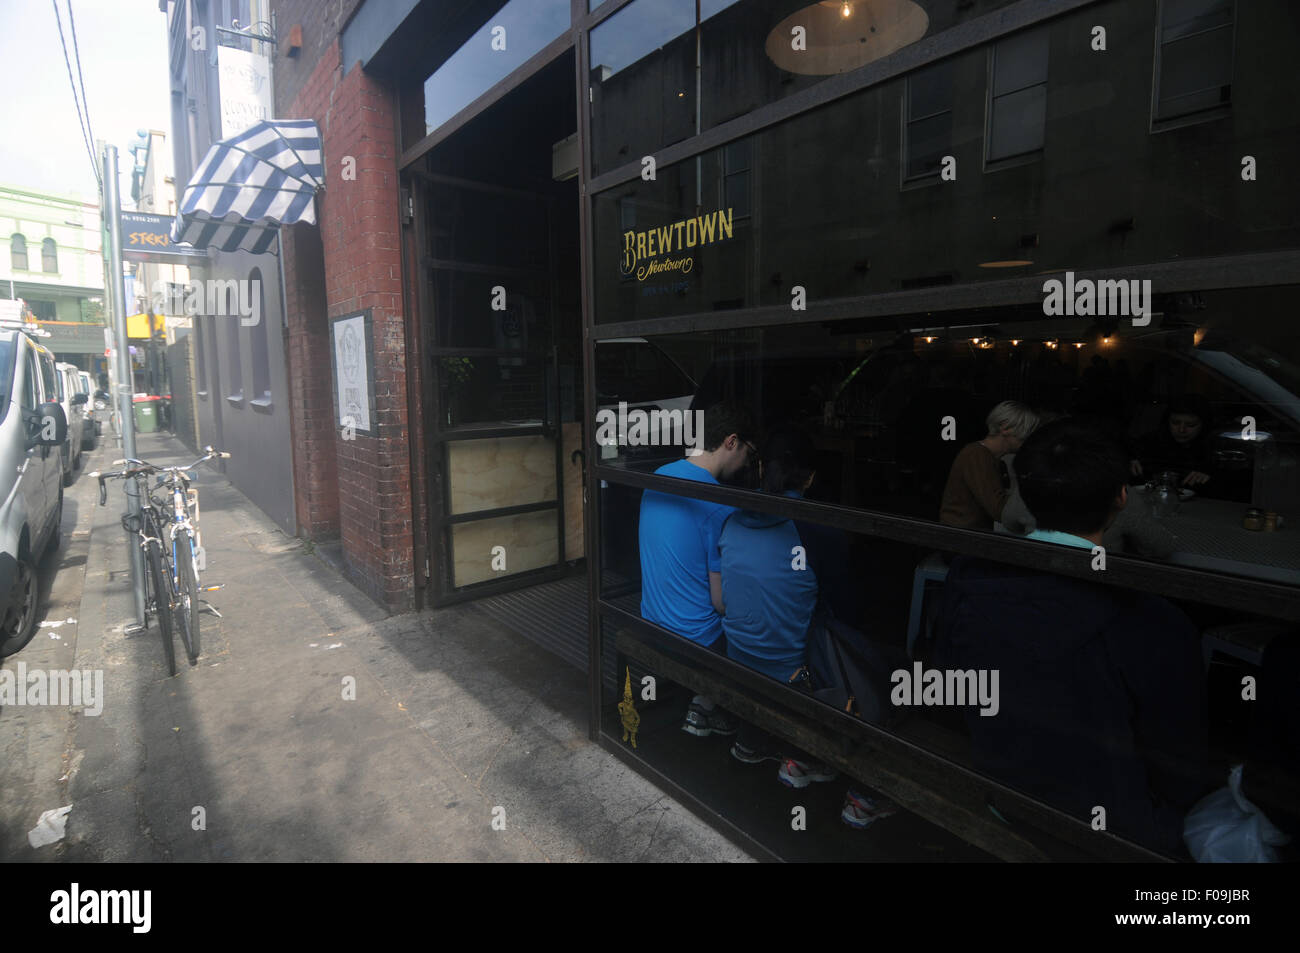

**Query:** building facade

left=244, top=0, right=1298, bottom=859
left=162, top=0, right=297, bottom=534
left=0, top=183, right=106, bottom=372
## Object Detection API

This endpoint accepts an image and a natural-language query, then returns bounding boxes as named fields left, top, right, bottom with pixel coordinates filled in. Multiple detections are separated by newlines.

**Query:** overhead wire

left=51, top=0, right=102, bottom=192
left=68, top=0, right=98, bottom=161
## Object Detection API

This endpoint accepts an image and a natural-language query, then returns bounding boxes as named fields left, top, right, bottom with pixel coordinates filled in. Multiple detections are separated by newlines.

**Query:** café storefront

left=359, top=0, right=1300, bottom=860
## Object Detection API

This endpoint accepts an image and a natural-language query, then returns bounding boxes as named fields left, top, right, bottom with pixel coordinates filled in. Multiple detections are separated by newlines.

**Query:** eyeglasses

left=742, top=439, right=758, bottom=459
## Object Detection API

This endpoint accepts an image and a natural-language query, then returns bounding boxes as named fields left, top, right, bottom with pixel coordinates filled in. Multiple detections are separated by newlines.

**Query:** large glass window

left=592, top=3, right=1300, bottom=326
left=1154, top=0, right=1234, bottom=122
left=595, top=294, right=1300, bottom=588
left=589, top=0, right=1029, bottom=175
left=592, top=290, right=1300, bottom=857
left=421, top=0, right=571, bottom=136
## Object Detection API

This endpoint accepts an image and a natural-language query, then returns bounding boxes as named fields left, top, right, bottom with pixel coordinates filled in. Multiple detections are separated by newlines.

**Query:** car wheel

left=0, top=554, right=40, bottom=657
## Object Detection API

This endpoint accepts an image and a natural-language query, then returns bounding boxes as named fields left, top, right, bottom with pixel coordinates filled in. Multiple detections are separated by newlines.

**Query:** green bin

left=133, top=397, right=159, bottom=433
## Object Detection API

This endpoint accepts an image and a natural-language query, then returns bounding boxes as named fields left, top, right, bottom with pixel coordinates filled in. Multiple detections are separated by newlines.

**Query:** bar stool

left=907, top=552, right=950, bottom=659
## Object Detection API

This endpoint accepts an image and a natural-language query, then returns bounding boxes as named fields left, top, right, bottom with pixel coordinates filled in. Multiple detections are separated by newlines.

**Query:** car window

left=41, top=354, right=59, bottom=402
left=22, top=345, right=39, bottom=411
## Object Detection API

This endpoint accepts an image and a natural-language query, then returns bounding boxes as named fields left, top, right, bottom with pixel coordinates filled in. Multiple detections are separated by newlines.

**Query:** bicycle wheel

left=173, top=530, right=200, bottom=662
left=145, top=533, right=178, bottom=677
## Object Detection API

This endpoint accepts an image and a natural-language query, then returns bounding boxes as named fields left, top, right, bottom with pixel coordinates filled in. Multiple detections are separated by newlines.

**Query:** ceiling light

left=770, top=1, right=929, bottom=76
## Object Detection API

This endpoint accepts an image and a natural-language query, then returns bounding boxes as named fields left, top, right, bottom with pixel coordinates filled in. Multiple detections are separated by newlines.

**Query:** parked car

left=54, top=362, right=87, bottom=484
left=0, top=328, right=68, bottom=656
left=77, top=370, right=100, bottom=446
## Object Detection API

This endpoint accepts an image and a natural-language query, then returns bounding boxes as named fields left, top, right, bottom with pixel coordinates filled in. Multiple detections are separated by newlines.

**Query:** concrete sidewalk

left=5, top=430, right=750, bottom=862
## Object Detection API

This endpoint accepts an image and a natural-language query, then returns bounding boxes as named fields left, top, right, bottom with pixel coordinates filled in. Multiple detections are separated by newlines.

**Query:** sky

left=0, top=0, right=172, bottom=206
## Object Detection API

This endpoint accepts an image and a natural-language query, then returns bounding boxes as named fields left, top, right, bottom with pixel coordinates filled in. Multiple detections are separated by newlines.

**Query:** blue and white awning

left=171, top=119, right=324, bottom=255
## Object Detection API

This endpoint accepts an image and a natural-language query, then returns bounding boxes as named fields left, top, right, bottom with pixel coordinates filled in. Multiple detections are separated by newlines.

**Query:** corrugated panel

left=469, top=574, right=589, bottom=673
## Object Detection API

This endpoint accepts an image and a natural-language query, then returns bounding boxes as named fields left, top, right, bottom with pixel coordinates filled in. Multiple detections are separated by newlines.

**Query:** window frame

left=1150, top=0, right=1236, bottom=129
left=249, top=268, right=273, bottom=408
left=901, top=60, right=956, bottom=185
left=10, top=233, right=28, bottom=272
left=984, top=27, right=1050, bottom=167
left=41, top=237, right=58, bottom=274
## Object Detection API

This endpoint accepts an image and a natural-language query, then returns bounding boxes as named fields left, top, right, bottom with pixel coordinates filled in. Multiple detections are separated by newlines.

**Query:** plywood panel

left=452, top=511, right=558, bottom=588
left=448, top=436, right=556, bottom=515
left=562, top=421, right=585, bottom=559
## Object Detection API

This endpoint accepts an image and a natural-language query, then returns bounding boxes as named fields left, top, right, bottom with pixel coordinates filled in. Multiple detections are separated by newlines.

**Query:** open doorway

left=408, top=51, right=583, bottom=606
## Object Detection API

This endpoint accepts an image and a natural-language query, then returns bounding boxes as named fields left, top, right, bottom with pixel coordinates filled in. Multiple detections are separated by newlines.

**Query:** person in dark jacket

left=1132, top=393, right=1219, bottom=490
left=934, top=419, right=1211, bottom=855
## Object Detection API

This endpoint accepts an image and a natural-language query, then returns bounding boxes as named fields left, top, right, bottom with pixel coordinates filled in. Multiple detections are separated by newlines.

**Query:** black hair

left=1014, top=419, right=1128, bottom=537
left=701, top=400, right=757, bottom=453
left=760, top=426, right=817, bottom=493
left=1164, top=393, right=1213, bottom=428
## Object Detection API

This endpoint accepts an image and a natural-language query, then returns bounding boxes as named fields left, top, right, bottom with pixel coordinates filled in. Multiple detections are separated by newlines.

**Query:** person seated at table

left=939, top=400, right=1039, bottom=530
left=934, top=419, right=1211, bottom=855
left=1132, top=393, right=1219, bottom=491
left=1001, top=415, right=1175, bottom=559
left=718, top=427, right=895, bottom=825
left=639, top=399, right=757, bottom=739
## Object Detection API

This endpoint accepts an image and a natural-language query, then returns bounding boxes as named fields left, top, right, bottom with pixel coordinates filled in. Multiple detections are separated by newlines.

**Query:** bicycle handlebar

left=90, top=447, right=231, bottom=507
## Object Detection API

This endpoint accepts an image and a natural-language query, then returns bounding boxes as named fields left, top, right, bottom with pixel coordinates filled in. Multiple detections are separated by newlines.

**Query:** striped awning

left=171, top=119, right=324, bottom=254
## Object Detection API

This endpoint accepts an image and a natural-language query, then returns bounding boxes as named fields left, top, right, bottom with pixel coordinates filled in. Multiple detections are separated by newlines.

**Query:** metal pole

left=103, top=144, right=147, bottom=626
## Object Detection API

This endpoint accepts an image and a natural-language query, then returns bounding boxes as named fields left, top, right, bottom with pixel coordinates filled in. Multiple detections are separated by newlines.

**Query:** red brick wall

left=278, top=32, right=415, bottom=611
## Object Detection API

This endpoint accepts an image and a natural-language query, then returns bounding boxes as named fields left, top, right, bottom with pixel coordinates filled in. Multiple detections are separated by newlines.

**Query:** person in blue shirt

left=639, top=400, right=757, bottom=737
left=718, top=427, right=896, bottom=827
left=719, top=427, right=832, bottom=782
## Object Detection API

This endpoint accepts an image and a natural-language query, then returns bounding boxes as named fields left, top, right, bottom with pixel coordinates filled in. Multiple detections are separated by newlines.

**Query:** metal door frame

left=409, top=168, right=572, bottom=607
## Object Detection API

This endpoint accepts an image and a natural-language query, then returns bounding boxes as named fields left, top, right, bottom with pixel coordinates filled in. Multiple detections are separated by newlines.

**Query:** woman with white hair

left=939, top=400, right=1040, bottom=530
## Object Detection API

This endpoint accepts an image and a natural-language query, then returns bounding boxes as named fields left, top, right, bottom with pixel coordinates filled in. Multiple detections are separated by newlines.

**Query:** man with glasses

left=638, top=400, right=757, bottom=737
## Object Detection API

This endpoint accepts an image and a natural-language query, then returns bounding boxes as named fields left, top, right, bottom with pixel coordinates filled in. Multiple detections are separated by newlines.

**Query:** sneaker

left=777, top=758, right=838, bottom=788
left=730, top=740, right=781, bottom=764
left=840, top=789, right=898, bottom=829
left=681, top=703, right=738, bottom=737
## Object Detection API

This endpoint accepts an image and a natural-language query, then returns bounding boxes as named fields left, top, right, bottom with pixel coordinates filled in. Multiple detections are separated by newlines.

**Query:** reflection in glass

left=763, top=0, right=929, bottom=76
left=589, top=0, right=694, bottom=78
left=987, top=29, right=1049, bottom=162
left=423, top=0, right=570, bottom=135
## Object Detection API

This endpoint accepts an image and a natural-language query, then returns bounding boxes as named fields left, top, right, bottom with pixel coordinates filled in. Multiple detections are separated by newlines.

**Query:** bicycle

left=91, top=446, right=230, bottom=676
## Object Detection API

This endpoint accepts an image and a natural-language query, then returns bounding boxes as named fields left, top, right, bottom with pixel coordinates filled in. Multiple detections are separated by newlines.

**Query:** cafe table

left=1149, top=493, right=1300, bottom=585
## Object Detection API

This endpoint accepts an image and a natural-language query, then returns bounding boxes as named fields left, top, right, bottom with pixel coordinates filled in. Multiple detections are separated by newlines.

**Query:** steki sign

left=119, top=212, right=207, bottom=265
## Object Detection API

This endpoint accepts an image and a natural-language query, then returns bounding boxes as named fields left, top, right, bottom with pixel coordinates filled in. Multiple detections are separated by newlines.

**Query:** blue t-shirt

left=718, top=492, right=819, bottom=682
left=639, top=458, right=734, bottom=647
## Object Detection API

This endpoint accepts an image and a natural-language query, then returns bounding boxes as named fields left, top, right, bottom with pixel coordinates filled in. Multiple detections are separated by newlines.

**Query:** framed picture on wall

left=329, top=309, right=376, bottom=438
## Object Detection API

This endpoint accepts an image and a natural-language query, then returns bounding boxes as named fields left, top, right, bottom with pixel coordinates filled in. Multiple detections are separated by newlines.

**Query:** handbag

left=795, top=601, right=908, bottom=728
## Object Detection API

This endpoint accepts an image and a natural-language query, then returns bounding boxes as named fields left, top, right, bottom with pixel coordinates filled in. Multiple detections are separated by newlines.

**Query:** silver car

left=77, top=369, right=100, bottom=448
left=0, top=328, right=69, bottom=655
left=54, top=362, right=87, bottom=485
